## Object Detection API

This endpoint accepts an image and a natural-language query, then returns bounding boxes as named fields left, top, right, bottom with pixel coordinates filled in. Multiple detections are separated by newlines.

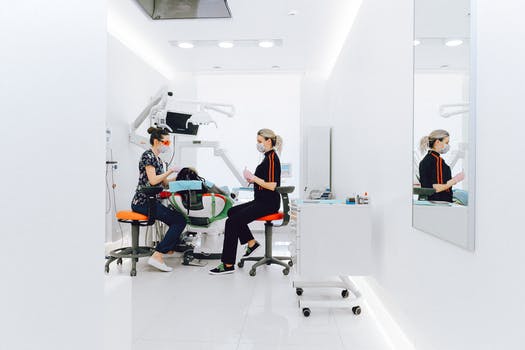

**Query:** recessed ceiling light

left=445, top=39, right=463, bottom=47
left=213, top=66, right=222, bottom=69
left=440, top=64, right=449, bottom=69
left=288, top=10, right=298, bottom=16
left=218, top=41, right=234, bottom=49
left=178, top=42, right=194, bottom=49
left=413, top=39, right=421, bottom=46
left=258, top=40, right=275, bottom=48
left=272, top=65, right=280, bottom=69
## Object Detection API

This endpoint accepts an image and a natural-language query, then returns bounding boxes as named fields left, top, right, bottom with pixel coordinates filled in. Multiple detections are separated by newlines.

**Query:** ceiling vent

left=136, top=0, right=231, bottom=20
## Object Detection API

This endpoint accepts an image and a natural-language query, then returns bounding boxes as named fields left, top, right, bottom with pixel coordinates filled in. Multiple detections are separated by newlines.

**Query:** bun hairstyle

left=147, top=126, right=169, bottom=146
left=257, top=128, right=283, bottom=154
left=419, top=129, right=450, bottom=154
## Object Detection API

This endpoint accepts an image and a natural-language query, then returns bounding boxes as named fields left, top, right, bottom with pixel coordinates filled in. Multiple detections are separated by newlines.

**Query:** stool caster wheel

left=352, top=306, right=361, bottom=315
left=238, top=261, right=244, bottom=268
left=182, top=250, right=194, bottom=266
left=296, top=288, right=303, bottom=296
left=249, top=269, right=256, bottom=277
left=266, top=261, right=271, bottom=265
left=283, top=268, right=290, bottom=276
left=342, top=289, right=349, bottom=298
left=288, top=260, right=293, bottom=267
left=116, top=258, right=122, bottom=266
left=130, top=269, right=137, bottom=277
left=105, top=266, right=109, bottom=274
left=302, top=308, right=311, bottom=317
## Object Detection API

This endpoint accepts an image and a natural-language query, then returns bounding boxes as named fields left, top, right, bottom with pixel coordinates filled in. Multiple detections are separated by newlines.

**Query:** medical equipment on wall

left=439, top=103, right=469, bottom=118
left=129, top=87, right=247, bottom=186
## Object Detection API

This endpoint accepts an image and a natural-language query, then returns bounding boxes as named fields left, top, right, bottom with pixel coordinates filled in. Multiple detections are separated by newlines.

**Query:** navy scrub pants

left=220, top=200, right=279, bottom=265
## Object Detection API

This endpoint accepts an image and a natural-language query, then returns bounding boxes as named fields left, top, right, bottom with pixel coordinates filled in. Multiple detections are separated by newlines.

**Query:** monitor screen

left=165, top=111, right=199, bottom=135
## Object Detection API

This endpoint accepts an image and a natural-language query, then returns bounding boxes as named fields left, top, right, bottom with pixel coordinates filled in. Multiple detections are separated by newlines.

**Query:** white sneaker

left=147, top=257, right=173, bottom=272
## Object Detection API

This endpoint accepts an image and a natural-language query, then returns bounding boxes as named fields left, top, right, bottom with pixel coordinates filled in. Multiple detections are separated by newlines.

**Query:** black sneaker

left=209, top=263, right=235, bottom=275
left=243, top=241, right=260, bottom=257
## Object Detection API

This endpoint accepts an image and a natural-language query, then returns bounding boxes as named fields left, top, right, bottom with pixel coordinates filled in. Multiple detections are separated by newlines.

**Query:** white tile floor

left=105, top=233, right=391, bottom=350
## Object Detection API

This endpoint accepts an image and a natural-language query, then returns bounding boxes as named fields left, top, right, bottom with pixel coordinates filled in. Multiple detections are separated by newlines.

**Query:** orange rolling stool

left=238, top=186, right=295, bottom=276
left=105, top=186, right=162, bottom=276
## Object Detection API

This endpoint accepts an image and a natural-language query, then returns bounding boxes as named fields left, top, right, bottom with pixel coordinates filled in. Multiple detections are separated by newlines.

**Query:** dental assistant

left=419, top=129, right=464, bottom=202
left=209, top=128, right=282, bottom=275
left=131, top=127, right=187, bottom=272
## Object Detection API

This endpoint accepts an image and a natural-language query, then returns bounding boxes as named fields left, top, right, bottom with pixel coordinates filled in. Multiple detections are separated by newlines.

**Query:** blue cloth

left=453, top=189, right=469, bottom=205
left=169, top=180, right=203, bottom=193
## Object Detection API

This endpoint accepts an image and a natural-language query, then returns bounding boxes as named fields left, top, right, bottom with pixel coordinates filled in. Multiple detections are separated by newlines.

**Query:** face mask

left=256, top=143, right=266, bottom=153
left=440, top=144, right=450, bottom=154
left=159, top=145, right=170, bottom=154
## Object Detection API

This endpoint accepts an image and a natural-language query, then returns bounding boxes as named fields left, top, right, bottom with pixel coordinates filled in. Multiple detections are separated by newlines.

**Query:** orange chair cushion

left=116, top=210, right=149, bottom=221
left=256, top=212, right=284, bottom=222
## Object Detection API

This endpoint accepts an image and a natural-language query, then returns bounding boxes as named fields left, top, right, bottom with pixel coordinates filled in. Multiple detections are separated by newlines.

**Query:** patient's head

left=176, top=167, right=203, bottom=182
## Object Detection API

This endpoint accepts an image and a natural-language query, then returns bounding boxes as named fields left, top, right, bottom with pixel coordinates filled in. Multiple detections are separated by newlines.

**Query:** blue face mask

left=439, top=144, right=450, bottom=154
left=159, top=145, right=170, bottom=154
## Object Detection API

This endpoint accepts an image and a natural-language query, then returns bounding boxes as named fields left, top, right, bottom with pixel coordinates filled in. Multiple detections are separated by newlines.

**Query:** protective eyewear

left=160, top=140, right=171, bottom=146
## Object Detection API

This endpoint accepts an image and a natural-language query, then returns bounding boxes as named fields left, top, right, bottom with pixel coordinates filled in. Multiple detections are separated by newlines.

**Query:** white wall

left=306, top=0, right=525, bottom=349
left=0, top=2, right=106, bottom=349
left=194, top=74, right=302, bottom=195
left=106, top=34, right=196, bottom=242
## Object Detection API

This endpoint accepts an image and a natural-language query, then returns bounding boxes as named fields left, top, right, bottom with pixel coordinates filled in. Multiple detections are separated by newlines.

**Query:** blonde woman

left=419, top=129, right=464, bottom=202
left=209, top=129, right=283, bottom=275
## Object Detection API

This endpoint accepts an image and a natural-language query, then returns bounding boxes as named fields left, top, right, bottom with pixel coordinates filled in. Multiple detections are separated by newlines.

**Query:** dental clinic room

left=2, top=0, right=525, bottom=349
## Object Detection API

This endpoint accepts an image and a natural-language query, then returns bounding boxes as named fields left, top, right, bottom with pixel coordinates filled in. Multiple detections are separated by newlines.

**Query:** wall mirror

left=412, top=0, right=475, bottom=250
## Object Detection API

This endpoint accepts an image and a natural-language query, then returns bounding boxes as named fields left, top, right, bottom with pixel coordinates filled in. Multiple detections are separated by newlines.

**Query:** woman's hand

left=243, top=168, right=255, bottom=183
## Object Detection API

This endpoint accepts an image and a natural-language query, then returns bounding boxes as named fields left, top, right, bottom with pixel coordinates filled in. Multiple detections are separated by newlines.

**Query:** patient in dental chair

left=168, top=167, right=233, bottom=257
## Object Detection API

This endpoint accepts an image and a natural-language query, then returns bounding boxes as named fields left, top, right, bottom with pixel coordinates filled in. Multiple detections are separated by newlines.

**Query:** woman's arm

left=251, top=177, right=277, bottom=191
left=145, top=166, right=175, bottom=186
left=433, top=179, right=457, bottom=193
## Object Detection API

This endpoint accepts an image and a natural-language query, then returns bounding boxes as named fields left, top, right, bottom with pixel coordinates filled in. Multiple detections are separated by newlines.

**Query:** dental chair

left=238, top=186, right=295, bottom=277
left=167, top=180, right=234, bottom=266
left=105, top=186, right=162, bottom=277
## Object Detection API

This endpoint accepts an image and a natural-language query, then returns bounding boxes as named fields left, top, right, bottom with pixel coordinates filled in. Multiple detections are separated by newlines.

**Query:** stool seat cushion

left=256, top=212, right=283, bottom=222
left=116, top=211, right=148, bottom=221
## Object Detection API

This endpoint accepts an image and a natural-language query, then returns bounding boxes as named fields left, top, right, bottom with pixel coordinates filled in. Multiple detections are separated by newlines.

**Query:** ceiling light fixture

left=258, top=40, right=275, bottom=48
left=413, top=39, right=421, bottom=46
left=213, top=66, right=222, bottom=69
left=288, top=10, right=298, bottom=16
left=272, top=65, right=280, bottom=69
left=218, top=41, right=234, bottom=49
left=445, top=39, right=463, bottom=47
left=178, top=42, right=194, bottom=49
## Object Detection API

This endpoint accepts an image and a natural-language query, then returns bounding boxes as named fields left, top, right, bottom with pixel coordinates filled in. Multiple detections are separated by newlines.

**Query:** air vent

left=136, top=0, right=231, bottom=20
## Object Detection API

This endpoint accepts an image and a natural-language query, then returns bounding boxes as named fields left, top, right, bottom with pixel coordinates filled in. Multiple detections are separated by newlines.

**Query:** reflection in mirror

left=412, top=0, right=474, bottom=250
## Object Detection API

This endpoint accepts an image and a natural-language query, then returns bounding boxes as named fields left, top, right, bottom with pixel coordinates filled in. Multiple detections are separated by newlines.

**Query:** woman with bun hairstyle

left=131, top=127, right=187, bottom=272
left=209, top=128, right=283, bottom=275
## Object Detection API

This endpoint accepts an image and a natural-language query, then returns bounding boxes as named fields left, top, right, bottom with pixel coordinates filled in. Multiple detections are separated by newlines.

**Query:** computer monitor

left=165, top=111, right=199, bottom=135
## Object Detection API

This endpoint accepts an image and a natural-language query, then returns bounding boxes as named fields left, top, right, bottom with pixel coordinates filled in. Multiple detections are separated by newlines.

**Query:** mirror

left=412, top=0, right=475, bottom=250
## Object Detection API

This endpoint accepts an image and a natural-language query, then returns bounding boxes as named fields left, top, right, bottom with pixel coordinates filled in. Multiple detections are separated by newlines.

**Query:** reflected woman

left=419, top=129, right=464, bottom=202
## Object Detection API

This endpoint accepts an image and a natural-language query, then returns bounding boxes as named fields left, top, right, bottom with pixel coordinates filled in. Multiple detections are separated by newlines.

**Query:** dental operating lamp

left=129, top=87, right=247, bottom=186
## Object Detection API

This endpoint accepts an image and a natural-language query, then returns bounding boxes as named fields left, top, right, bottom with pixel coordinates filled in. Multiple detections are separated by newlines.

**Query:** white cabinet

left=290, top=202, right=373, bottom=278
left=289, top=202, right=373, bottom=316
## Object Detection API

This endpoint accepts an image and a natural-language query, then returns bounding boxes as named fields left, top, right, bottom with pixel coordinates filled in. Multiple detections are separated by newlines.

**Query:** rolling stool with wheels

left=238, top=186, right=295, bottom=276
left=105, top=186, right=163, bottom=277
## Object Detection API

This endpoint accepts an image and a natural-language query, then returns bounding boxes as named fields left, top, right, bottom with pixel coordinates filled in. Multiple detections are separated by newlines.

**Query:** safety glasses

left=160, top=140, right=171, bottom=146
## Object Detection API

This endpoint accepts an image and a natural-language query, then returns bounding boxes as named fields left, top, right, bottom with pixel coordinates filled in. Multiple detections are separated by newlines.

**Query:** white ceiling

left=414, top=0, right=471, bottom=71
left=108, top=0, right=362, bottom=76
